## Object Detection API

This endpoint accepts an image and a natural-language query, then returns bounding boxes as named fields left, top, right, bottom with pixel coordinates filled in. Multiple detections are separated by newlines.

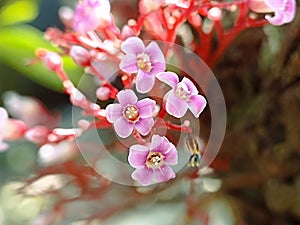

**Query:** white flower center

left=146, top=152, right=164, bottom=168
left=136, top=53, right=152, bottom=72
left=175, top=83, right=190, bottom=100
left=123, top=105, right=140, bottom=122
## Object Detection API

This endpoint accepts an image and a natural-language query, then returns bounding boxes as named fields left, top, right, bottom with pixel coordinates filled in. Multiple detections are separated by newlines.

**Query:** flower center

left=136, top=53, right=152, bottom=72
left=123, top=105, right=140, bottom=122
left=146, top=152, right=164, bottom=168
left=175, top=83, right=190, bottom=100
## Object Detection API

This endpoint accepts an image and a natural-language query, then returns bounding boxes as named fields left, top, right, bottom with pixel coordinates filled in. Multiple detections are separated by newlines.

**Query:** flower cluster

left=105, top=37, right=207, bottom=185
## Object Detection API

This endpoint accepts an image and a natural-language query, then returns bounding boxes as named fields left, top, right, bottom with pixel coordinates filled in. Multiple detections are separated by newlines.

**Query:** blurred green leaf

left=0, top=25, right=82, bottom=91
left=0, top=0, right=38, bottom=26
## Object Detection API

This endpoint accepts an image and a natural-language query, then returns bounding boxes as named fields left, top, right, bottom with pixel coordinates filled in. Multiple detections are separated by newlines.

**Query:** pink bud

left=58, top=6, right=74, bottom=28
left=25, top=126, right=50, bottom=144
left=70, top=45, right=91, bottom=67
left=1, top=119, right=27, bottom=140
left=207, top=7, right=222, bottom=21
left=121, top=25, right=135, bottom=40
left=78, top=119, right=91, bottom=130
left=188, top=13, right=202, bottom=27
left=38, top=141, right=78, bottom=166
left=63, top=81, right=88, bottom=108
left=96, top=86, right=111, bottom=101
left=36, top=49, right=63, bottom=72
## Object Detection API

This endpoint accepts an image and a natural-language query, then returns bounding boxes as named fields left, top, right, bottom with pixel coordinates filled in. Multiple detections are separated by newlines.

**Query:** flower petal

left=106, top=103, right=123, bottom=123
left=163, top=144, right=178, bottom=165
left=265, top=12, right=285, bottom=26
left=136, top=71, right=155, bottom=93
left=150, top=62, right=166, bottom=76
left=156, top=72, right=179, bottom=89
left=166, top=93, right=188, bottom=118
left=135, top=117, right=154, bottom=136
left=181, top=77, right=198, bottom=95
left=150, top=134, right=164, bottom=150
left=136, top=98, right=156, bottom=118
left=154, top=165, right=175, bottom=183
left=131, top=167, right=154, bottom=186
left=151, top=135, right=170, bottom=153
left=117, top=89, right=138, bottom=106
left=119, top=54, right=139, bottom=73
left=121, top=37, right=145, bottom=55
left=265, top=0, right=286, bottom=11
left=145, top=41, right=165, bottom=65
left=265, top=0, right=296, bottom=25
left=128, top=144, right=149, bottom=168
left=114, top=117, right=134, bottom=138
left=188, top=95, right=207, bottom=118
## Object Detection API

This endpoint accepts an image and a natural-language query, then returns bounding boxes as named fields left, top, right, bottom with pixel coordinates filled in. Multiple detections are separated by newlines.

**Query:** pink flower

left=128, top=135, right=178, bottom=186
left=106, top=90, right=156, bottom=138
left=119, top=37, right=166, bottom=93
left=0, top=107, right=9, bottom=151
left=248, top=0, right=296, bottom=26
left=156, top=72, right=207, bottom=118
left=73, top=0, right=111, bottom=33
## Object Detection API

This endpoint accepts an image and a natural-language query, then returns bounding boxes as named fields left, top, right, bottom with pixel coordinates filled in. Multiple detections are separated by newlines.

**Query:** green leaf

left=0, top=0, right=38, bottom=26
left=0, top=25, right=83, bottom=91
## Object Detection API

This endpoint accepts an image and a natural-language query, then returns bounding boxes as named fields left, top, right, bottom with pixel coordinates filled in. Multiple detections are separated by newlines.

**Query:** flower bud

left=38, top=141, right=78, bottom=166
left=36, top=49, right=63, bottom=72
left=121, top=25, right=135, bottom=40
left=25, top=126, right=50, bottom=144
left=207, top=7, right=222, bottom=21
left=1, top=119, right=27, bottom=140
left=96, top=86, right=111, bottom=101
left=70, top=45, right=91, bottom=67
left=58, top=6, right=74, bottom=28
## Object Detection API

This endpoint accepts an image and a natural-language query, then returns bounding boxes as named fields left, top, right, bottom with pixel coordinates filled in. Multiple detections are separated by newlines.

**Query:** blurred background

left=0, top=0, right=300, bottom=225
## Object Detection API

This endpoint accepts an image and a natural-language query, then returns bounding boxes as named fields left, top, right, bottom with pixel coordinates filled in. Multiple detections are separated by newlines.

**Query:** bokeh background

left=0, top=0, right=300, bottom=224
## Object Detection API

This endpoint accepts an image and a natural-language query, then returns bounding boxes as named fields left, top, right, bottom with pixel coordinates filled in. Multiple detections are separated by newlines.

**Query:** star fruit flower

left=119, top=37, right=166, bottom=93
left=128, top=135, right=178, bottom=186
left=248, top=0, right=296, bottom=26
left=106, top=90, right=156, bottom=138
left=156, top=72, right=207, bottom=118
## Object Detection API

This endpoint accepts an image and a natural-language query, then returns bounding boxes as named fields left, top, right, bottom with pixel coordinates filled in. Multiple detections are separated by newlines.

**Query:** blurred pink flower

left=73, top=0, right=111, bottom=33
left=120, top=37, right=166, bottom=93
left=156, top=72, right=207, bottom=118
left=106, top=90, right=156, bottom=138
left=248, top=0, right=296, bottom=26
left=0, top=107, right=9, bottom=151
left=128, top=135, right=178, bottom=186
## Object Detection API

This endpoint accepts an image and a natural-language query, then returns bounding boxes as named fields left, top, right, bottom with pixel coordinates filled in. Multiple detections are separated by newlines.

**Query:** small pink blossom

left=248, top=0, right=296, bottom=26
left=128, top=135, right=178, bottom=186
left=73, top=0, right=111, bottom=33
left=106, top=90, right=156, bottom=138
left=119, top=37, right=166, bottom=93
left=156, top=72, right=207, bottom=118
